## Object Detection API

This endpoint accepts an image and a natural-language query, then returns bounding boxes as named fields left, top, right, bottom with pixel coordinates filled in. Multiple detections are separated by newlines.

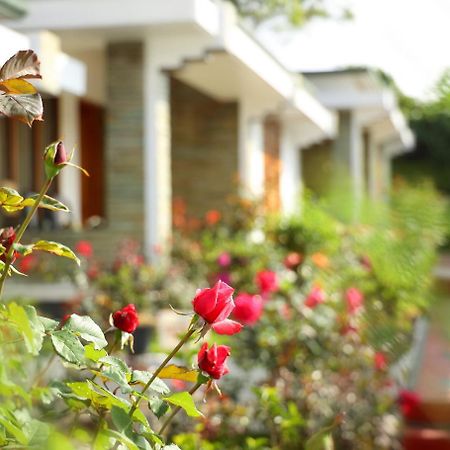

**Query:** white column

left=143, top=37, right=172, bottom=262
left=238, top=100, right=264, bottom=199
left=280, top=119, right=301, bottom=215
left=58, top=92, right=82, bottom=229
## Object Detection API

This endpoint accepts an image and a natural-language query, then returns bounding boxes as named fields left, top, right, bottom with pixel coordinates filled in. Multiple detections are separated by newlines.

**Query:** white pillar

left=143, top=37, right=172, bottom=262
left=280, top=120, right=301, bottom=215
left=58, top=92, right=82, bottom=229
left=238, top=100, right=264, bottom=199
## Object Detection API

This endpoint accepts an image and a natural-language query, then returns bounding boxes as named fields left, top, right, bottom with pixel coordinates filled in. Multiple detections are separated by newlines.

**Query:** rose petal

left=212, top=319, right=243, bottom=335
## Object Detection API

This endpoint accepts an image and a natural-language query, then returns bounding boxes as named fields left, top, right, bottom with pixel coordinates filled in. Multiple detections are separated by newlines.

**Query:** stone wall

left=105, top=42, right=144, bottom=240
left=170, top=77, right=238, bottom=218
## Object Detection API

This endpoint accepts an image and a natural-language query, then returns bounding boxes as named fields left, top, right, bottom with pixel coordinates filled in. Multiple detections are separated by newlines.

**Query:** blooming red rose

left=193, top=280, right=242, bottom=335
left=0, top=227, right=18, bottom=263
left=374, top=351, right=388, bottom=371
left=346, top=287, right=364, bottom=314
left=256, top=270, right=278, bottom=297
left=75, top=240, right=93, bottom=259
left=398, top=389, right=421, bottom=419
left=284, top=252, right=303, bottom=270
left=304, top=286, right=325, bottom=308
left=112, top=304, right=139, bottom=333
left=198, top=342, right=231, bottom=379
left=232, top=293, right=263, bottom=326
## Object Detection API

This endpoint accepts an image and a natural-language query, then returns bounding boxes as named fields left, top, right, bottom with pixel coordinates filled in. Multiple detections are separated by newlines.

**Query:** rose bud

left=232, top=293, right=263, bottom=326
left=112, top=304, right=139, bottom=333
left=304, top=286, right=325, bottom=309
left=346, top=287, right=364, bottom=314
left=217, top=252, right=231, bottom=268
left=0, top=227, right=18, bottom=263
left=44, top=140, right=88, bottom=179
left=374, top=351, right=388, bottom=371
left=255, top=270, right=279, bottom=297
left=198, top=342, right=231, bottom=380
left=193, top=281, right=242, bottom=335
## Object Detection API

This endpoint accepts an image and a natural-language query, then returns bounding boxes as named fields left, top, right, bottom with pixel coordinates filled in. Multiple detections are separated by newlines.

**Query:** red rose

left=232, top=293, right=263, bottom=326
left=284, top=252, right=303, bottom=270
left=192, top=280, right=242, bottom=335
left=112, top=304, right=139, bottom=333
left=255, top=270, right=278, bottom=297
left=75, top=240, right=93, bottom=259
left=0, top=227, right=18, bottom=263
left=374, top=351, right=388, bottom=371
left=304, top=286, right=325, bottom=308
left=398, top=390, right=421, bottom=419
left=346, top=287, right=363, bottom=314
left=198, top=342, right=231, bottom=379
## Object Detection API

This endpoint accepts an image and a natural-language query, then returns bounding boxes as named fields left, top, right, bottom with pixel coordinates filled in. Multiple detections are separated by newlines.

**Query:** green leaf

left=63, top=314, right=107, bottom=349
left=305, top=414, right=342, bottom=450
left=149, top=397, right=169, bottom=419
left=111, top=406, right=132, bottom=433
left=39, top=316, right=59, bottom=332
left=131, top=371, right=170, bottom=395
left=163, top=392, right=202, bottom=418
left=0, top=187, right=23, bottom=211
left=7, top=303, right=44, bottom=355
left=162, top=445, right=182, bottom=450
left=85, top=343, right=107, bottom=362
left=51, top=330, right=85, bottom=365
left=21, top=194, right=69, bottom=212
left=104, top=429, right=139, bottom=450
left=31, top=240, right=80, bottom=265
left=0, top=415, right=28, bottom=445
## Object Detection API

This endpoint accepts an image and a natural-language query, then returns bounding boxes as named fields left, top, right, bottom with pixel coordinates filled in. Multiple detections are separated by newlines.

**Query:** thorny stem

left=0, top=177, right=53, bottom=299
left=159, top=381, right=203, bottom=436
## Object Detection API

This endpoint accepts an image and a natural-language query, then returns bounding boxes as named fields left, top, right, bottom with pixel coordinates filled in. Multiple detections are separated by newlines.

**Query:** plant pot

left=133, top=324, right=154, bottom=354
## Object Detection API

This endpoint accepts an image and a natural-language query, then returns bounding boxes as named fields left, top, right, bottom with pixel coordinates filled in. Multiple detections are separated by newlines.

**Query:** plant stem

left=159, top=382, right=203, bottom=436
left=0, top=177, right=53, bottom=299
left=128, top=327, right=196, bottom=417
left=32, top=353, right=56, bottom=388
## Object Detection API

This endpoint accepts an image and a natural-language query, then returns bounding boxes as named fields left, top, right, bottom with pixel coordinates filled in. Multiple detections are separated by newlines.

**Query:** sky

left=257, top=0, right=450, bottom=100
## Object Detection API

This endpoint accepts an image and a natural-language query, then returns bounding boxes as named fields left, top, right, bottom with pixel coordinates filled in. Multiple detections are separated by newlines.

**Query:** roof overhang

left=7, top=0, right=335, bottom=138
left=304, top=68, right=415, bottom=154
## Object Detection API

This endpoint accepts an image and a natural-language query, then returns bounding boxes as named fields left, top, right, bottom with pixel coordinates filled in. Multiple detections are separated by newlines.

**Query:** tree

left=228, top=0, right=352, bottom=26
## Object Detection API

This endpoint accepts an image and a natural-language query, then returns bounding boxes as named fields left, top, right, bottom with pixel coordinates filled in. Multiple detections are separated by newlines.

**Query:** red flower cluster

left=193, top=280, right=242, bottom=335
left=198, top=343, right=230, bottom=379
left=112, top=304, right=139, bottom=333
left=232, top=293, right=263, bottom=326
left=256, top=270, right=278, bottom=297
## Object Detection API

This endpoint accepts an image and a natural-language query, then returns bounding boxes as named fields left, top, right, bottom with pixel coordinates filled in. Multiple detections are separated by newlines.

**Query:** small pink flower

left=346, top=287, right=364, bottom=314
left=284, top=252, right=303, bottom=270
left=198, top=343, right=231, bottom=379
left=75, top=240, right=93, bottom=259
left=217, top=252, right=232, bottom=268
left=192, top=280, right=242, bottom=335
left=232, top=293, right=263, bottom=326
left=304, top=286, right=325, bottom=309
left=374, top=351, right=388, bottom=371
left=256, top=270, right=279, bottom=297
